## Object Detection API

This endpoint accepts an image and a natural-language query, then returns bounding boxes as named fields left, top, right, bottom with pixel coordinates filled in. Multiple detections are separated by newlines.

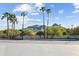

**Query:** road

left=0, top=40, right=79, bottom=56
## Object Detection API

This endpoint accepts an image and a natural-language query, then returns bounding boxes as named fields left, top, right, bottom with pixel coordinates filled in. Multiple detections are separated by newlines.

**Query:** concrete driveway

left=0, top=40, right=79, bottom=56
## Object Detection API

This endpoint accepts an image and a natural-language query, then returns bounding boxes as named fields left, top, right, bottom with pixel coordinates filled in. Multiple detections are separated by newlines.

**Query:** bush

left=36, top=31, right=44, bottom=35
left=24, top=30, right=35, bottom=36
left=45, top=26, right=66, bottom=36
left=15, top=30, right=21, bottom=36
left=0, top=31, right=6, bottom=37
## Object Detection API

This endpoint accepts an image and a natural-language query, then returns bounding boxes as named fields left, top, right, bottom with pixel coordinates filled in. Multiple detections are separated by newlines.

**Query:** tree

left=46, top=9, right=51, bottom=38
left=40, top=7, right=46, bottom=39
left=66, top=28, right=72, bottom=35
left=1, top=12, right=11, bottom=37
left=51, top=26, right=66, bottom=36
left=36, top=31, right=44, bottom=38
left=45, top=26, right=66, bottom=38
left=72, top=26, right=79, bottom=35
left=9, top=14, right=17, bottom=39
left=21, top=12, right=27, bottom=40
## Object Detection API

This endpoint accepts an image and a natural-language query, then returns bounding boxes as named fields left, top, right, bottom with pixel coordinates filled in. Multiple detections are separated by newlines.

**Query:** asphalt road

left=0, top=40, right=79, bottom=56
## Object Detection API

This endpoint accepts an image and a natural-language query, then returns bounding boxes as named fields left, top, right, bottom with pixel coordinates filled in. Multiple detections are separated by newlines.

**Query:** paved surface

left=0, top=40, right=79, bottom=56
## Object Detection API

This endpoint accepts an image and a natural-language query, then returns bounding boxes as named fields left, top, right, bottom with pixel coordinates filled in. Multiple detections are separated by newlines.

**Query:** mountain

left=26, top=25, right=44, bottom=30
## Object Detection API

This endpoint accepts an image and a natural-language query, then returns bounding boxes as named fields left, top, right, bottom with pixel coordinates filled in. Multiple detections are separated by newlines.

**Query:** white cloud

left=35, top=3, right=45, bottom=12
left=30, top=12, right=39, bottom=15
left=15, top=16, right=42, bottom=29
left=72, top=9, right=79, bottom=13
left=27, top=19, right=41, bottom=23
left=55, top=17, right=59, bottom=20
left=13, top=3, right=45, bottom=14
left=13, top=3, right=45, bottom=12
left=66, top=16, right=75, bottom=18
left=35, top=3, right=45, bottom=8
left=16, top=16, right=41, bottom=23
left=13, top=4, right=33, bottom=12
left=72, top=3, right=79, bottom=14
left=58, top=10, right=64, bottom=14
left=73, top=3, right=79, bottom=9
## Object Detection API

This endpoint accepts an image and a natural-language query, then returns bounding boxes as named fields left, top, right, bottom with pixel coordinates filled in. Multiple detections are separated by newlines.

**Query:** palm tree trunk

left=22, top=16, right=24, bottom=40
left=47, top=13, right=49, bottom=38
left=7, top=18, right=9, bottom=38
left=12, top=23, right=14, bottom=39
left=13, top=23, right=15, bottom=39
left=43, top=12, right=45, bottom=39
left=14, top=23, right=15, bottom=38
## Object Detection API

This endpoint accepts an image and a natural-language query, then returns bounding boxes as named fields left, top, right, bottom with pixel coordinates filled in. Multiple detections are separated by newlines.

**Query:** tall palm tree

left=1, top=12, right=10, bottom=37
left=21, top=12, right=27, bottom=40
left=40, top=7, right=46, bottom=39
left=10, top=14, right=17, bottom=39
left=46, top=9, right=51, bottom=38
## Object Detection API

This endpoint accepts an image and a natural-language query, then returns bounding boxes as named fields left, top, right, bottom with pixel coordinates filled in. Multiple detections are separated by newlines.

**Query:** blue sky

left=0, top=3, right=79, bottom=30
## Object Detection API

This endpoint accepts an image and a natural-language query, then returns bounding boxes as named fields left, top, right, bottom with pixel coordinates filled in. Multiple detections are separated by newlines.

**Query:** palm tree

left=10, top=14, right=17, bottom=39
left=21, top=12, right=27, bottom=40
left=1, top=12, right=10, bottom=37
left=40, top=7, right=46, bottom=39
left=46, top=9, right=51, bottom=38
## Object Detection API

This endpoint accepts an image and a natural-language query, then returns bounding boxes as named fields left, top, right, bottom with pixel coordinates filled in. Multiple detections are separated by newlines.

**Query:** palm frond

left=40, top=7, right=46, bottom=12
left=21, top=12, right=27, bottom=16
left=46, top=9, right=51, bottom=14
left=1, top=16, right=5, bottom=20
